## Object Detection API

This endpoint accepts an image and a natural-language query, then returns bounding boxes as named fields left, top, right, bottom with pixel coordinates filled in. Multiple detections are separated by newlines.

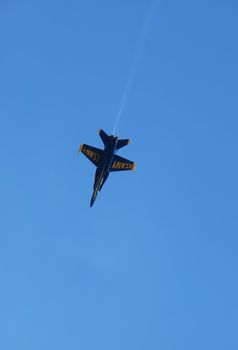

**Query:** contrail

left=113, top=3, right=156, bottom=135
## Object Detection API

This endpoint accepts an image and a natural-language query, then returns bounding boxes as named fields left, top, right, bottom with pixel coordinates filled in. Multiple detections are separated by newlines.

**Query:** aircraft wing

left=110, top=155, right=136, bottom=172
left=79, top=144, right=103, bottom=166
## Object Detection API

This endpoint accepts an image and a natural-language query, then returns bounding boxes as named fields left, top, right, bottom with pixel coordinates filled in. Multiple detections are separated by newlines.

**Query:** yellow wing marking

left=111, top=160, right=135, bottom=171
left=77, top=144, right=84, bottom=155
left=79, top=145, right=101, bottom=163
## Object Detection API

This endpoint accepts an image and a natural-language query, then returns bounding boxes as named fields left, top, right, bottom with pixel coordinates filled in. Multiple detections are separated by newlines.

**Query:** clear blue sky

left=0, top=0, right=238, bottom=349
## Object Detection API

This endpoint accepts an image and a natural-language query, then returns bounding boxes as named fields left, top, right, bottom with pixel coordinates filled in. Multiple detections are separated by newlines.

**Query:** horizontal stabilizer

left=116, top=139, right=130, bottom=150
left=110, top=154, right=135, bottom=172
left=79, top=144, right=103, bottom=166
left=98, top=129, right=109, bottom=146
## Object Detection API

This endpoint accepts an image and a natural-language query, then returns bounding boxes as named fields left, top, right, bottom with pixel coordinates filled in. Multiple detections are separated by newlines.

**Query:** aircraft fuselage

left=79, top=129, right=135, bottom=207
left=90, top=136, right=118, bottom=207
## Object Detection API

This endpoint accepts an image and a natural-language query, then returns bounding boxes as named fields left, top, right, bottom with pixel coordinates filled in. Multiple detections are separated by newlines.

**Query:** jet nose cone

left=90, top=195, right=96, bottom=207
left=90, top=189, right=98, bottom=207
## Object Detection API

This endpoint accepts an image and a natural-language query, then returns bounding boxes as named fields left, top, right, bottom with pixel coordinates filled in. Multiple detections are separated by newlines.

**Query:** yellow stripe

left=77, top=144, right=84, bottom=155
left=94, top=164, right=106, bottom=196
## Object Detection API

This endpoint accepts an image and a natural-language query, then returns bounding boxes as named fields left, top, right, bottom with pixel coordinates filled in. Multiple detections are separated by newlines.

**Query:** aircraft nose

left=90, top=193, right=97, bottom=207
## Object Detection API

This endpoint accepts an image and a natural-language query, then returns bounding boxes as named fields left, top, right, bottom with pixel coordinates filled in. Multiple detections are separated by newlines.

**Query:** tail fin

left=98, top=129, right=109, bottom=146
left=116, top=139, right=130, bottom=150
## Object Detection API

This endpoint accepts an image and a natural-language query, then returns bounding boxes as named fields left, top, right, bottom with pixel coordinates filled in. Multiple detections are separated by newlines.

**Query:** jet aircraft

left=78, top=129, right=136, bottom=207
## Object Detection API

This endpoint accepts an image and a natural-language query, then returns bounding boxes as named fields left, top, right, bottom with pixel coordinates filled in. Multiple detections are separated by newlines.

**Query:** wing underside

left=110, top=155, right=136, bottom=172
left=79, top=144, right=103, bottom=166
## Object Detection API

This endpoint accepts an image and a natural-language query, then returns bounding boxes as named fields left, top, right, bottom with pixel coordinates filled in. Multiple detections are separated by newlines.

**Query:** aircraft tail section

left=116, top=139, right=130, bottom=150
left=98, top=129, right=109, bottom=145
left=98, top=130, right=130, bottom=150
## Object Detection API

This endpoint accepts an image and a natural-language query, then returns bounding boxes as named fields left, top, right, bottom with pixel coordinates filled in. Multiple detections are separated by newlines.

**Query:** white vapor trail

left=113, top=3, right=156, bottom=135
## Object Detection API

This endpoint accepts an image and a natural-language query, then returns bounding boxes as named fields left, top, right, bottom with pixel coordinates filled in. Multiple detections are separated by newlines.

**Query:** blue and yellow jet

left=78, top=129, right=136, bottom=207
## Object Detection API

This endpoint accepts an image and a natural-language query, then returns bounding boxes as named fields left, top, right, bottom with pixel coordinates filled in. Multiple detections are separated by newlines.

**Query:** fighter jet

left=78, top=129, right=136, bottom=207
